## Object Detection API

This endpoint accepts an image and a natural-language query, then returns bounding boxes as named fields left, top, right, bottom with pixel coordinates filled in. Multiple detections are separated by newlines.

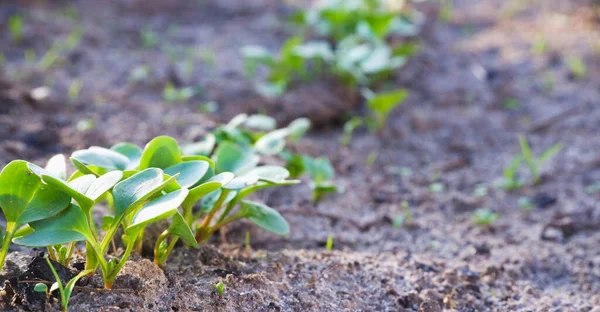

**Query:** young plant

left=9, top=15, right=24, bottom=43
left=214, top=279, right=225, bottom=301
left=163, top=83, right=196, bottom=103
left=517, top=135, right=563, bottom=185
left=393, top=200, right=412, bottom=228
left=340, top=116, right=363, bottom=146
left=566, top=56, right=586, bottom=79
left=326, top=235, right=334, bottom=251
left=471, top=208, right=499, bottom=226
left=140, top=28, right=159, bottom=48
left=363, top=88, right=408, bottom=131
left=43, top=256, right=93, bottom=312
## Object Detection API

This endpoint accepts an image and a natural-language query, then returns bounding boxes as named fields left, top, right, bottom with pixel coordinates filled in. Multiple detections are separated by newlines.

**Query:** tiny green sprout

left=366, top=151, right=378, bottom=167
left=302, top=156, right=338, bottom=203
left=518, top=196, right=533, bottom=211
left=429, top=182, right=444, bottom=193
left=531, top=35, right=548, bottom=56
left=473, top=184, right=488, bottom=197
left=340, top=117, right=363, bottom=146
left=45, top=256, right=93, bottom=312
left=129, top=65, right=152, bottom=83
left=76, top=119, right=95, bottom=133
left=364, top=89, right=408, bottom=131
left=471, top=208, right=499, bottom=226
left=566, top=56, right=586, bottom=79
left=140, top=28, right=159, bottom=48
left=198, top=101, right=219, bottom=113
left=393, top=200, right=411, bottom=228
left=518, top=134, right=563, bottom=185
left=245, top=231, right=251, bottom=255
left=8, top=15, right=24, bottom=42
left=502, top=98, right=520, bottom=110
left=68, top=80, right=82, bottom=103
left=214, top=279, right=225, bottom=300
left=163, top=83, right=196, bottom=103
left=439, top=0, right=453, bottom=22
left=34, top=282, right=49, bottom=300
left=326, top=235, right=334, bottom=251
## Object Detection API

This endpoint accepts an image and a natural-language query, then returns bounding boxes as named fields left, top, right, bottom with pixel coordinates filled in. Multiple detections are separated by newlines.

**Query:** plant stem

left=195, top=190, right=229, bottom=242
left=200, top=215, right=241, bottom=244
left=104, top=239, right=135, bottom=290
left=0, top=222, right=16, bottom=273
left=153, top=230, right=169, bottom=265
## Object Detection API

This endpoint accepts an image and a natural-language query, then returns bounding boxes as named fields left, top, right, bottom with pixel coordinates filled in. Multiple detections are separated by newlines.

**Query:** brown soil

left=1, top=0, right=600, bottom=311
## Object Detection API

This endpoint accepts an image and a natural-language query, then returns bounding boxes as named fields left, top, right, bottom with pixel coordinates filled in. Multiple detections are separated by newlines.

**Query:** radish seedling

left=44, top=256, right=93, bottom=312
left=471, top=209, right=499, bottom=226
left=9, top=15, right=24, bottom=43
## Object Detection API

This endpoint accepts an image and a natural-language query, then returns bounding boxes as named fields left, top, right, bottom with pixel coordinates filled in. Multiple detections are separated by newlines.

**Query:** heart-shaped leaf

left=164, top=161, right=209, bottom=189
left=126, top=189, right=189, bottom=238
left=71, top=147, right=130, bottom=171
left=214, top=142, right=258, bottom=175
left=13, top=204, right=94, bottom=247
left=139, top=136, right=182, bottom=170
left=254, top=129, right=290, bottom=156
left=44, top=154, right=67, bottom=181
left=0, top=161, right=43, bottom=223
left=239, top=201, right=289, bottom=235
left=113, top=168, right=177, bottom=219
left=111, top=143, right=142, bottom=169
left=168, top=212, right=198, bottom=248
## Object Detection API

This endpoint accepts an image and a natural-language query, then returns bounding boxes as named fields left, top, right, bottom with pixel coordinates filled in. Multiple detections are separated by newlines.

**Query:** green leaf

left=367, top=89, right=408, bottom=116
left=164, top=161, right=209, bottom=189
left=254, top=129, right=290, bottom=156
left=70, top=158, right=101, bottom=177
left=182, top=155, right=215, bottom=170
left=303, top=157, right=334, bottom=183
left=71, top=147, right=130, bottom=171
left=226, top=114, right=248, bottom=130
left=139, top=136, right=182, bottom=170
left=13, top=204, right=93, bottom=247
left=45, top=154, right=67, bottom=181
left=33, top=283, right=48, bottom=293
left=126, top=189, right=189, bottom=238
left=539, top=143, right=564, bottom=165
left=168, top=212, right=199, bottom=248
left=239, top=201, right=289, bottom=235
left=287, top=118, right=311, bottom=142
left=0, top=161, right=43, bottom=223
left=244, top=114, right=276, bottom=131
left=113, top=168, right=175, bottom=219
left=181, top=134, right=216, bottom=157
left=16, top=185, right=71, bottom=226
left=243, top=166, right=290, bottom=183
left=32, top=170, right=95, bottom=212
left=223, top=176, right=259, bottom=190
left=518, top=135, right=534, bottom=170
left=182, top=172, right=233, bottom=209
left=85, top=171, right=124, bottom=201
left=111, top=143, right=142, bottom=169
left=214, top=142, right=258, bottom=174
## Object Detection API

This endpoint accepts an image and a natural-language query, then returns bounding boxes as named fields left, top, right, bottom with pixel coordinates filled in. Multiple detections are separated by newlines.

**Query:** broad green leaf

left=68, top=175, right=96, bottom=195
left=181, top=134, right=216, bottom=157
left=33, top=171, right=94, bottom=212
left=85, top=171, right=124, bottom=201
left=70, top=158, right=101, bottom=177
left=303, top=156, right=335, bottom=183
left=223, top=176, right=259, bottom=190
left=214, top=142, right=259, bottom=174
left=168, top=212, right=199, bottom=247
left=243, top=166, right=290, bottom=183
left=113, top=168, right=175, bottom=219
left=111, top=143, right=142, bottom=169
left=139, top=136, right=182, bottom=170
left=13, top=204, right=93, bottom=247
left=126, top=189, right=189, bottom=237
left=182, top=155, right=215, bottom=170
left=164, top=161, right=209, bottom=189
left=16, top=185, right=71, bottom=227
left=45, top=154, right=67, bottom=181
left=0, top=161, right=43, bottom=223
left=239, top=201, right=289, bottom=235
left=71, top=147, right=130, bottom=171
left=244, top=114, right=276, bottom=131
left=287, top=118, right=311, bottom=142
left=292, top=41, right=333, bottom=60
left=181, top=177, right=227, bottom=209
left=254, top=129, right=290, bottom=156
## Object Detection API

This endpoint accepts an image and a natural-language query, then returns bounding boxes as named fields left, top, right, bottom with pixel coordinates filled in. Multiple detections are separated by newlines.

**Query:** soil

left=1, top=0, right=600, bottom=311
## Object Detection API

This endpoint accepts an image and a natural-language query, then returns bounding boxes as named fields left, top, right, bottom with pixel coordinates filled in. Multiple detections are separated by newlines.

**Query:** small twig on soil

left=527, top=103, right=584, bottom=133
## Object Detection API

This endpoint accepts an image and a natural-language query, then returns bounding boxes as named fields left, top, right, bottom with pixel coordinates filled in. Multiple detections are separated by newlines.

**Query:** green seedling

left=518, top=196, right=533, bottom=211
left=393, top=200, right=412, bottom=228
left=76, top=119, right=95, bottom=132
left=8, top=15, right=24, bottom=42
left=303, top=156, right=338, bottom=203
left=363, top=88, right=408, bottom=131
left=499, top=154, right=524, bottom=191
left=0, top=160, right=72, bottom=272
left=163, top=83, right=196, bottom=103
left=340, top=116, right=363, bottom=146
left=44, top=256, right=93, bottom=312
left=38, top=29, right=84, bottom=70
left=366, top=151, right=378, bottom=167
left=33, top=282, right=50, bottom=300
left=140, top=28, right=159, bottom=48
left=471, top=208, right=499, bottom=226
left=531, top=35, right=548, bottom=56
left=326, top=235, right=334, bottom=251
left=566, top=56, right=586, bottom=79
left=502, top=98, right=520, bottom=110
left=24, top=49, right=36, bottom=63
left=429, top=182, right=444, bottom=193
left=214, top=279, right=225, bottom=300
left=129, top=65, right=152, bottom=83
left=68, top=80, right=82, bottom=103
left=518, top=135, right=563, bottom=185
